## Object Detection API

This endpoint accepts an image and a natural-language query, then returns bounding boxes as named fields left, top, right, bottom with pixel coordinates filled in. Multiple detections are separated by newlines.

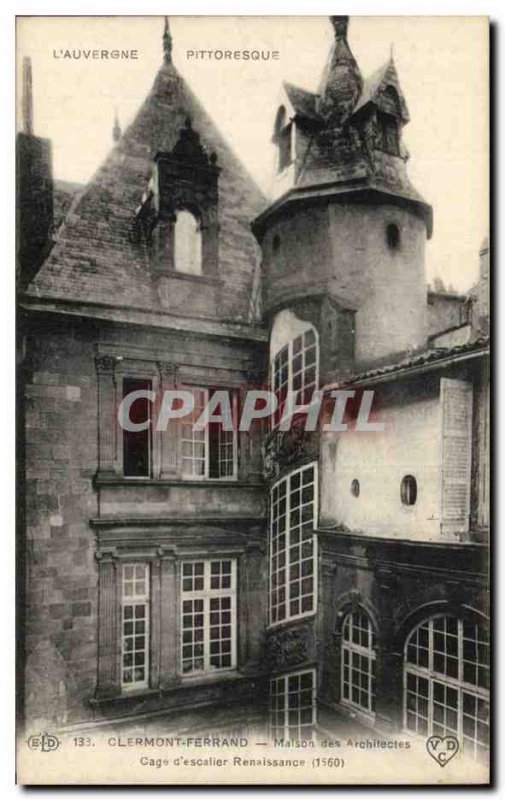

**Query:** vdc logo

left=27, top=733, right=61, bottom=752
left=426, top=735, right=459, bottom=767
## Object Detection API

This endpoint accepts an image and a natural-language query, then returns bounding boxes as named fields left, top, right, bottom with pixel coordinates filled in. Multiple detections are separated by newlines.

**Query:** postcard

left=16, top=14, right=490, bottom=785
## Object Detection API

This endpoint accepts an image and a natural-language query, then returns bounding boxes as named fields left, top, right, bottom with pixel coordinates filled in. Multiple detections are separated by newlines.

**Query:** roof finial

left=112, top=109, right=121, bottom=143
left=330, top=16, right=349, bottom=40
left=390, top=42, right=394, bottom=61
left=22, top=56, right=33, bottom=135
left=317, top=16, right=362, bottom=125
left=163, top=16, right=172, bottom=63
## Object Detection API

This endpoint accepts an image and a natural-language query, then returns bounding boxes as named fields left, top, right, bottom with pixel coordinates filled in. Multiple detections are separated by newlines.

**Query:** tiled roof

left=26, top=59, right=267, bottom=322
left=342, top=336, right=490, bottom=386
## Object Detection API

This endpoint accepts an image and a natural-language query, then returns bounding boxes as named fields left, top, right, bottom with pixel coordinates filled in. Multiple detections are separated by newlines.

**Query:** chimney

left=17, top=57, right=54, bottom=289
left=22, top=57, right=33, bottom=135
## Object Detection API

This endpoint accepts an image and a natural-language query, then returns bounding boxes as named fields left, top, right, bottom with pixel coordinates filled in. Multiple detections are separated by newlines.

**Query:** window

left=121, top=563, right=150, bottom=690
left=341, top=610, right=376, bottom=714
left=278, top=124, right=292, bottom=172
left=401, top=475, right=417, bottom=506
left=181, top=559, right=237, bottom=675
left=270, top=669, right=316, bottom=741
left=122, top=378, right=152, bottom=477
left=378, top=112, right=400, bottom=156
left=386, top=223, right=400, bottom=250
left=174, top=209, right=202, bottom=275
left=351, top=479, right=360, bottom=497
left=404, top=615, right=490, bottom=759
left=272, top=327, right=318, bottom=426
left=270, top=464, right=317, bottom=625
left=180, top=388, right=238, bottom=480
left=272, top=234, right=281, bottom=253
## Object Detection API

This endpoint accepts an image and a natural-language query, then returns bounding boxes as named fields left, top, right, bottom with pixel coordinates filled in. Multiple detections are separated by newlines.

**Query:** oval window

left=401, top=475, right=417, bottom=506
left=351, top=479, right=360, bottom=498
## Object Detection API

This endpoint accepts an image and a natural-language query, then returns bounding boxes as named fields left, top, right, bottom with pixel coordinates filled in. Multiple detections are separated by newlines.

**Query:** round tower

left=253, top=16, right=432, bottom=380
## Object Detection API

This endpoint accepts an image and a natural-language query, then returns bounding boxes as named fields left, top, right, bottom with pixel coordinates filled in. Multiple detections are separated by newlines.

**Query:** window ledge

left=95, top=474, right=264, bottom=489
left=180, top=670, right=243, bottom=688
left=155, top=269, right=222, bottom=286
left=90, top=670, right=263, bottom=709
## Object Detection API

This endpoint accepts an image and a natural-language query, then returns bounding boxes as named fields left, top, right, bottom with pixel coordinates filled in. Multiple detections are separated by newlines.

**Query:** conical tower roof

left=316, top=16, right=363, bottom=125
left=26, top=21, right=266, bottom=323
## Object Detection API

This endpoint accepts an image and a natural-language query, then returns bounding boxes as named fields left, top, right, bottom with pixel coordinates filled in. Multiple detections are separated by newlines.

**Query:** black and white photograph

left=14, top=12, right=490, bottom=785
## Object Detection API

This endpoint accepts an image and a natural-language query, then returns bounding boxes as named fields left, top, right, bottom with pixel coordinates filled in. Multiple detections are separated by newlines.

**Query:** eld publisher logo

left=27, top=733, right=61, bottom=753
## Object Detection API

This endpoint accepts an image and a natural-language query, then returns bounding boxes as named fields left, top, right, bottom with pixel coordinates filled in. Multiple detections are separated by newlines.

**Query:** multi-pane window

left=181, top=559, right=237, bottom=675
left=181, top=388, right=238, bottom=480
left=122, top=378, right=152, bottom=477
left=181, top=388, right=207, bottom=477
left=271, top=328, right=318, bottom=427
left=270, top=669, right=316, bottom=741
left=404, top=615, right=490, bottom=759
left=270, top=464, right=317, bottom=625
left=121, top=564, right=150, bottom=690
left=341, top=610, right=376, bottom=714
left=180, top=388, right=237, bottom=479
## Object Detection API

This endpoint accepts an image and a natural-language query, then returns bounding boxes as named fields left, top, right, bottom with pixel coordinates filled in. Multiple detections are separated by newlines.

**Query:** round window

left=386, top=223, right=400, bottom=250
left=351, top=479, right=360, bottom=498
left=401, top=475, right=417, bottom=506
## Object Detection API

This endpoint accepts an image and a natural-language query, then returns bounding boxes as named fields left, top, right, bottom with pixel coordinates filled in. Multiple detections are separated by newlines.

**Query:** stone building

left=18, top=17, right=489, bottom=757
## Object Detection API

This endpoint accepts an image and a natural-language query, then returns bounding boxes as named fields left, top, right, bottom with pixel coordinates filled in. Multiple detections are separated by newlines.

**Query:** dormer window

left=377, top=86, right=401, bottom=156
left=174, top=209, right=202, bottom=275
left=278, top=124, right=293, bottom=172
left=377, top=112, right=399, bottom=156
left=273, top=106, right=293, bottom=173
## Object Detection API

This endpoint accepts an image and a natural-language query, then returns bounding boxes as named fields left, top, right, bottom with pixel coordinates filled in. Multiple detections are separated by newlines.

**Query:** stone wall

left=261, top=200, right=428, bottom=367
left=20, top=308, right=269, bottom=730
left=21, top=312, right=99, bottom=728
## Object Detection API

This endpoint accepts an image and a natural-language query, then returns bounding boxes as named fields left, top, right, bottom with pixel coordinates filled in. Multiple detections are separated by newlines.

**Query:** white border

left=3, top=2, right=500, bottom=798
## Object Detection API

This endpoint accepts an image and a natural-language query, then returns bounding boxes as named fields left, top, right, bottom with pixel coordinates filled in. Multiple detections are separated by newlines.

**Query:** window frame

left=121, top=376, right=153, bottom=479
left=403, top=614, right=490, bottom=759
left=270, top=668, right=317, bottom=741
left=120, top=562, right=150, bottom=692
left=270, top=326, right=319, bottom=429
left=180, top=386, right=238, bottom=481
left=180, top=558, right=237, bottom=677
left=340, top=610, right=376, bottom=718
left=269, top=462, right=318, bottom=628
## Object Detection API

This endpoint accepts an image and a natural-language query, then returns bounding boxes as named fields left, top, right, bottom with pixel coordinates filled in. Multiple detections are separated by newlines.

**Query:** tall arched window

left=341, top=610, right=376, bottom=714
left=174, top=209, right=202, bottom=275
left=404, top=615, right=489, bottom=759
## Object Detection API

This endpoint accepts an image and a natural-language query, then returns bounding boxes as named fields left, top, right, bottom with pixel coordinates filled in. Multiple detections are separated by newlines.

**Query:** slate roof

left=283, top=82, right=319, bottom=121
left=353, top=57, right=409, bottom=121
left=26, top=57, right=267, bottom=323
left=52, top=180, right=82, bottom=231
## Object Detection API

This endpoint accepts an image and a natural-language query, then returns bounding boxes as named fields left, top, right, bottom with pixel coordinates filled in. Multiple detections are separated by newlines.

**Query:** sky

left=16, top=15, right=489, bottom=291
